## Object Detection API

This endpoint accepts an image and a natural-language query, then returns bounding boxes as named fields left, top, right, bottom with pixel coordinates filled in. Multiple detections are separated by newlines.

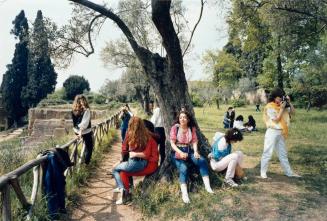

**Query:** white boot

left=180, top=184, right=190, bottom=204
left=202, top=176, right=214, bottom=194
left=115, top=188, right=124, bottom=205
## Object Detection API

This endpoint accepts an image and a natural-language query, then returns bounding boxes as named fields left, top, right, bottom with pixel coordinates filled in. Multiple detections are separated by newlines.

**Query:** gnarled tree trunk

left=69, top=0, right=210, bottom=181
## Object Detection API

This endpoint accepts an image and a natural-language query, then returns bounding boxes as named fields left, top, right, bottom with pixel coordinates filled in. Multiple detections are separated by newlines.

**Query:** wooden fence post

left=1, top=184, right=12, bottom=221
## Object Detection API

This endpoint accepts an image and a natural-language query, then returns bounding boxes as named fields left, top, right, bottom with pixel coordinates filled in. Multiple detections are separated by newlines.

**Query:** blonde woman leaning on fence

left=71, top=95, right=94, bottom=165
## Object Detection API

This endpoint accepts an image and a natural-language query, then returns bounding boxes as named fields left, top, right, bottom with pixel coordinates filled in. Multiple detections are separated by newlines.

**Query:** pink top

left=170, top=124, right=198, bottom=144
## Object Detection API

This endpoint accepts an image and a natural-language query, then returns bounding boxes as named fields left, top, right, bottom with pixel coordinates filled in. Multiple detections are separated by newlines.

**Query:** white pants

left=260, top=128, right=293, bottom=176
left=210, top=151, right=243, bottom=179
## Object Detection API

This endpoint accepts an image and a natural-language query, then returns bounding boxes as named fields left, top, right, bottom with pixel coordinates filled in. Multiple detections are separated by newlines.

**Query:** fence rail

left=0, top=111, right=121, bottom=221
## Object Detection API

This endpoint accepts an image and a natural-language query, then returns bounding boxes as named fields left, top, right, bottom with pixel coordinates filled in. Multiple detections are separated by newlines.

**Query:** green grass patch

left=133, top=105, right=327, bottom=220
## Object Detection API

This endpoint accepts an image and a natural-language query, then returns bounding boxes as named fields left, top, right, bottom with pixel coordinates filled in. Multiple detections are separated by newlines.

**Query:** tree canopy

left=0, top=10, right=29, bottom=125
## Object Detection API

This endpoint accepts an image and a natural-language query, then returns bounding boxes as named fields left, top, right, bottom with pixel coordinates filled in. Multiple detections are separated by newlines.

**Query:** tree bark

left=276, top=36, right=283, bottom=90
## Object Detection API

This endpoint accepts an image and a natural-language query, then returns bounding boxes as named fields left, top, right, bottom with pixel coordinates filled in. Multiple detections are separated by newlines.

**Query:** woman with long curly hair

left=112, top=116, right=157, bottom=204
left=71, top=95, right=94, bottom=164
left=170, top=110, right=213, bottom=204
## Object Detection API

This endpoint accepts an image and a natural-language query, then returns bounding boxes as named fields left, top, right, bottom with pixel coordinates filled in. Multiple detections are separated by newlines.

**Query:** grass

left=133, top=104, right=327, bottom=220
left=0, top=127, right=118, bottom=220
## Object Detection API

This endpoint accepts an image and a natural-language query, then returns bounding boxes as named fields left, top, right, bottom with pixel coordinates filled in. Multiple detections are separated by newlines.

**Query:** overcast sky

left=0, top=0, right=229, bottom=92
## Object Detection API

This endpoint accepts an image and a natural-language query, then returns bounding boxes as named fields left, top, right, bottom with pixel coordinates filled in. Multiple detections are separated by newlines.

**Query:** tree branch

left=84, top=14, right=104, bottom=57
left=182, top=0, right=205, bottom=57
left=274, top=6, right=327, bottom=24
left=151, top=0, right=183, bottom=72
left=69, top=0, right=152, bottom=63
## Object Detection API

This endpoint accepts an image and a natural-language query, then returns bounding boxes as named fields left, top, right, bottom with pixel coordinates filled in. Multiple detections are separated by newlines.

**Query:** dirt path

left=0, top=127, right=24, bottom=143
left=69, top=138, right=142, bottom=221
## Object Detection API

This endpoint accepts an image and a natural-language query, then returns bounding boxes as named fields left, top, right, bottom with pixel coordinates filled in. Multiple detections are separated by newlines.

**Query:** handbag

left=235, top=164, right=245, bottom=179
left=175, top=146, right=190, bottom=160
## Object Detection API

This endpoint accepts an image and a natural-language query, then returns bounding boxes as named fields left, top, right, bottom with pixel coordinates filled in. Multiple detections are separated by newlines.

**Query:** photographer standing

left=260, top=88, right=301, bottom=179
left=119, top=104, right=133, bottom=143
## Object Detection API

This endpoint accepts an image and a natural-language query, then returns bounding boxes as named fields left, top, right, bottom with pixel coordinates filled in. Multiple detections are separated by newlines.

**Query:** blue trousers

left=113, top=158, right=147, bottom=189
left=171, top=153, right=209, bottom=184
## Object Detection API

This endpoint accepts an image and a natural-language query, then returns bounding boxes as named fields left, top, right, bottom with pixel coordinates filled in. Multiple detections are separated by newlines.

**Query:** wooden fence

left=0, top=111, right=120, bottom=221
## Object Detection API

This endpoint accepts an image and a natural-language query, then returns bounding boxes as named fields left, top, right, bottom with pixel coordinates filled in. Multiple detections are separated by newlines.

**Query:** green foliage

left=230, top=98, right=246, bottom=107
left=212, top=50, right=242, bottom=88
left=191, top=92, right=204, bottom=107
left=21, top=10, right=57, bottom=108
left=0, top=10, right=29, bottom=125
left=93, top=94, right=106, bottom=104
left=46, top=88, right=65, bottom=100
left=63, top=75, right=90, bottom=100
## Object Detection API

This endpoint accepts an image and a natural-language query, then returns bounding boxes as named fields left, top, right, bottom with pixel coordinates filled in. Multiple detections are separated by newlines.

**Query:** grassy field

left=134, top=105, right=327, bottom=221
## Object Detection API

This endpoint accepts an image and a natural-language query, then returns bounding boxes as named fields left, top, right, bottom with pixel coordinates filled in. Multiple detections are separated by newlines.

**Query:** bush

left=231, top=98, right=246, bottom=107
left=191, top=94, right=205, bottom=107
left=94, top=94, right=106, bottom=104
left=37, top=98, right=69, bottom=107
left=63, top=75, right=90, bottom=100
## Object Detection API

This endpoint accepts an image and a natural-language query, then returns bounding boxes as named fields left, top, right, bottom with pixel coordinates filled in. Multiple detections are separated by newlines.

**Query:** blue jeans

left=121, top=127, right=127, bottom=143
left=113, top=158, right=147, bottom=189
left=171, top=152, right=209, bottom=184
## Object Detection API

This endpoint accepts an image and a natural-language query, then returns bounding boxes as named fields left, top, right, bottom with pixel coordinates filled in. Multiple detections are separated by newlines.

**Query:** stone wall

left=28, top=108, right=109, bottom=136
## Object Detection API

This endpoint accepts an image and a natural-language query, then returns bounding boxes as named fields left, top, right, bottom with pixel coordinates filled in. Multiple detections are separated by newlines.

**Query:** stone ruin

left=22, top=107, right=111, bottom=149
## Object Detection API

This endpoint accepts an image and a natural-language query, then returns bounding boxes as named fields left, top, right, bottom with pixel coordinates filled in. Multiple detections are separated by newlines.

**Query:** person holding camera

left=119, top=104, right=133, bottom=142
left=260, top=88, right=301, bottom=179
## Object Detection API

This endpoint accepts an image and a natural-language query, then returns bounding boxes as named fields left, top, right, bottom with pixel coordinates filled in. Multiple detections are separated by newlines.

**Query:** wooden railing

left=0, top=111, right=121, bottom=221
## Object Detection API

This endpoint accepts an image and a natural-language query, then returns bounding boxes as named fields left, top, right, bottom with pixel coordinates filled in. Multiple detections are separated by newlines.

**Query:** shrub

left=231, top=98, right=246, bottom=107
left=63, top=75, right=90, bottom=100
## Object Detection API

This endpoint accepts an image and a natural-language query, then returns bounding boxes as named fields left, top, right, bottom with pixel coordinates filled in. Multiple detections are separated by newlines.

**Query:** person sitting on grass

left=209, top=128, right=244, bottom=187
left=244, top=115, right=257, bottom=131
left=233, top=115, right=247, bottom=132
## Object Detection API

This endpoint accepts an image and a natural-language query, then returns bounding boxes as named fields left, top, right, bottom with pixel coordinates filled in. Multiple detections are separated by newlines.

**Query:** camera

left=282, top=96, right=290, bottom=108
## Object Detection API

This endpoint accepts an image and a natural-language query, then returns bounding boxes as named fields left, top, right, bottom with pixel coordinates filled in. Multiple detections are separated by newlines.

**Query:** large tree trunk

left=69, top=0, right=210, bottom=182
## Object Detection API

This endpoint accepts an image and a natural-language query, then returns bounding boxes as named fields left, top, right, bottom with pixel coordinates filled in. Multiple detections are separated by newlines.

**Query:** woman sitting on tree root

left=170, top=110, right=214, bottom=204
left=112, top=117, right=157, bottom=205
left=119, top=119, right=160, bottom=198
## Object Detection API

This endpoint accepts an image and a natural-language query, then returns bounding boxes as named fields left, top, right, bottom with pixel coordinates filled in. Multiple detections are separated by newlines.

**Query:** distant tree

left=21, top=10, right=57, bottom=108
left=0, top=10, right=29, bottom=126
left=63, top=75, right=90, bottom=100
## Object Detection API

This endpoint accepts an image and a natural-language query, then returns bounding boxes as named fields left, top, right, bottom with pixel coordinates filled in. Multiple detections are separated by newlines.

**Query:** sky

left=0, top=0, right=229, bottom=92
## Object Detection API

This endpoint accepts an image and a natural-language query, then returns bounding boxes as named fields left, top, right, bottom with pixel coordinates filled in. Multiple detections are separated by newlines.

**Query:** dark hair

left=268, top=88, right=285, bottom=102
left=228, top=106, right=233, bottom=110
left=143, top=119, right=160, bottom=142
left=225, top=128, right=243, bottom=143
left=124, top=103, right=130, bottom=111
left=248, top=115, right=255, bottom=125
left=143, top=119, right=155, bottom=133
left=235, top=115, right=244, bottom=121
left=175, top=110, right=196, bottom=128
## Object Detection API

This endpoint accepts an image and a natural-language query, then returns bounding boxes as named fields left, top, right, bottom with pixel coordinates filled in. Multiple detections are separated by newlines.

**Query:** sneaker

left=113, top=187, right=122, bottom=193
left=205, top=187, right=214, bottom=194
left=260, top=173, right=268, bottom=179
left=287, top=173, right=302, bottom=178
left=182, top=193, right=190, bottom=204
left=224, top=178, right=238, bottom=187
left=115, top=188, right=124, bottom=205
